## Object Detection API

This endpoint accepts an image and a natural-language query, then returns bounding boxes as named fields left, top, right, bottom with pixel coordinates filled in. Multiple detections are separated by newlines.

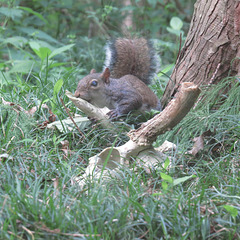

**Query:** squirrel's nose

left=74, top=90, right=80, bottom=98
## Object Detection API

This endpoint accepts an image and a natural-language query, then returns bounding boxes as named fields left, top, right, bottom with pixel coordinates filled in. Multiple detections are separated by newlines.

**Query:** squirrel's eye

left=91, top=80, right=98, bottom=87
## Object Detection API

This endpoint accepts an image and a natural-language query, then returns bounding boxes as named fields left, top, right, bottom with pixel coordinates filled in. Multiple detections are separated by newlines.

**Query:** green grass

left=0, top=73, right=239, bottom=239
left=0, top=2, right=240, bottom=239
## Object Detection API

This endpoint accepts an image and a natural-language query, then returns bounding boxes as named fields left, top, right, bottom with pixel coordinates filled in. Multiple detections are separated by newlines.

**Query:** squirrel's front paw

left=107, top=110, right=120, bottom=119
left=88, top=116, right=98, bottom=123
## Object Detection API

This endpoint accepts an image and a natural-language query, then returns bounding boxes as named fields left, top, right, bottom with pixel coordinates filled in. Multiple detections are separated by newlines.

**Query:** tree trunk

left=161, top=0, right=240, bottom=108
left=122, top=0, right=134, bottom=31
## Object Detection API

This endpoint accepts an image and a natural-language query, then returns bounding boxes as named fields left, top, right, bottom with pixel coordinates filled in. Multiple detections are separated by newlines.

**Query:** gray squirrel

left=74, top=37, right=161, bottom=118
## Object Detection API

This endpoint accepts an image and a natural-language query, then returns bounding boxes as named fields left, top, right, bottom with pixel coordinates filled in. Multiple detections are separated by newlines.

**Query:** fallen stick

left=128, top=82, right=201, bottom=145
left=69, top=82, right=201, bottom=187
left=65, top=90, right=115, bottom=130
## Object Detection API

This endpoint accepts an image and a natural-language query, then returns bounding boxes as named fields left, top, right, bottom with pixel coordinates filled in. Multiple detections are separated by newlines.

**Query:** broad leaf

left=170, top=17, right=183, bottom=30
left=163, top=158, right=170, bottom=169
left=18, top=6, right=48, bottom=24
left=0, top=7, right=23, bottom=19
left=173, top=175, right=196, bottom=186
left=223, top=205, right=238, bottom=217
left=166, top=27, right=183, bottom=36
left=162, top=181, right=168, bottom=190
left=49, top=44, right=75, bottom=59
left=4, top=36, right=28, bottom=48
left=29, top=41, right=51, bottom=60
left=17, top=27, right=59, bottom=44
left=9, top=60, right=34, bottom=73
left=36, top=47, right=52, bottom=61
left=147, top=0, right=157, bottom=8
left=160, top=172, right=173, bottom=183
left=29, top=41, right=41, bottom=51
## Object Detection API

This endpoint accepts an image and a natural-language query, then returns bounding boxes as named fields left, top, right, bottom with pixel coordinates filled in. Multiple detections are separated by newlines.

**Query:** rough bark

left=161, top=0, right=240, bottom=108
left=122, top=0, right=134, bottom=31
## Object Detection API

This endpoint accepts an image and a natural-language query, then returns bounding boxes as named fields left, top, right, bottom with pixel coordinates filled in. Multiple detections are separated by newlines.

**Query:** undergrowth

left=1, top=73, right=239, bottom=240
left=0, top=1, right=240, bottom=240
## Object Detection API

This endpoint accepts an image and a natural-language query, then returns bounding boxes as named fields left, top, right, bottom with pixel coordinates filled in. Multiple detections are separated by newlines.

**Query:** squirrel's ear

left=102, top=68, right=110, bottom=84
left=90, top=69, right=96, bottom=74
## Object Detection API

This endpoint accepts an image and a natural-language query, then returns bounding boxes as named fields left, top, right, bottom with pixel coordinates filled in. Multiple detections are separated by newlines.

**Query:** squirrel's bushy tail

left=104, top=37, right=159, bottom=85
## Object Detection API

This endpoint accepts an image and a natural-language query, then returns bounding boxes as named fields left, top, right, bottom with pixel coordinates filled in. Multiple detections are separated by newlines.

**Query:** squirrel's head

left=74, top=68, right=111, bottom=107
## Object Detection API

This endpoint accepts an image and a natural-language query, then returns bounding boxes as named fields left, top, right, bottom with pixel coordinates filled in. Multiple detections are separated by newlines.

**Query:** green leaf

left=147, top=0, right=157, bottom=8
left=163, top=158, right=170, bottom=169
left=4, top=36, right=28, bottom=48
left=158, top=64, right=174, bottom=77
left=52, top=134, right=57, bottom=144
left=37, top=47, right=52, bottom=61
left=51, top=79, right=63, bottom=112
left=17, top=27, right=59, bottom=44
left=0, top=71, right=11, bottom=86
left=162, top=181, right=168, bottom=191
left=49, top=44, right=75, bottom=59
left=0, top=7, right=23, bottom=19
left=29, top=40, right=53, bottom=53
left=18, top=6, right=48, bottom=24
left=160, top=172, right=173, bottom=183
left=173, top=175, right=196, bottom=186
left=170, top=17, right=183, bottom=30
left=29, top=41, right=41, bottom=51
left=53, top=79, right=63, bottom=100
left=166, top=27, right=183, bottom=36
left=29, top=41, right=51, bottom=60
left=152, top=192, right=163, bottom=196
left=48, top=62, right=69, bottom=69
left=9, top=61, right=34, bottom=73
left=223, top=205, right=238, bottom=217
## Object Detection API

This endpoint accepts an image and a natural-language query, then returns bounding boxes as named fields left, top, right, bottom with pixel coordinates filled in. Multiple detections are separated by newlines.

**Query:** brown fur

left=75, top=38, right=161, bottom=118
